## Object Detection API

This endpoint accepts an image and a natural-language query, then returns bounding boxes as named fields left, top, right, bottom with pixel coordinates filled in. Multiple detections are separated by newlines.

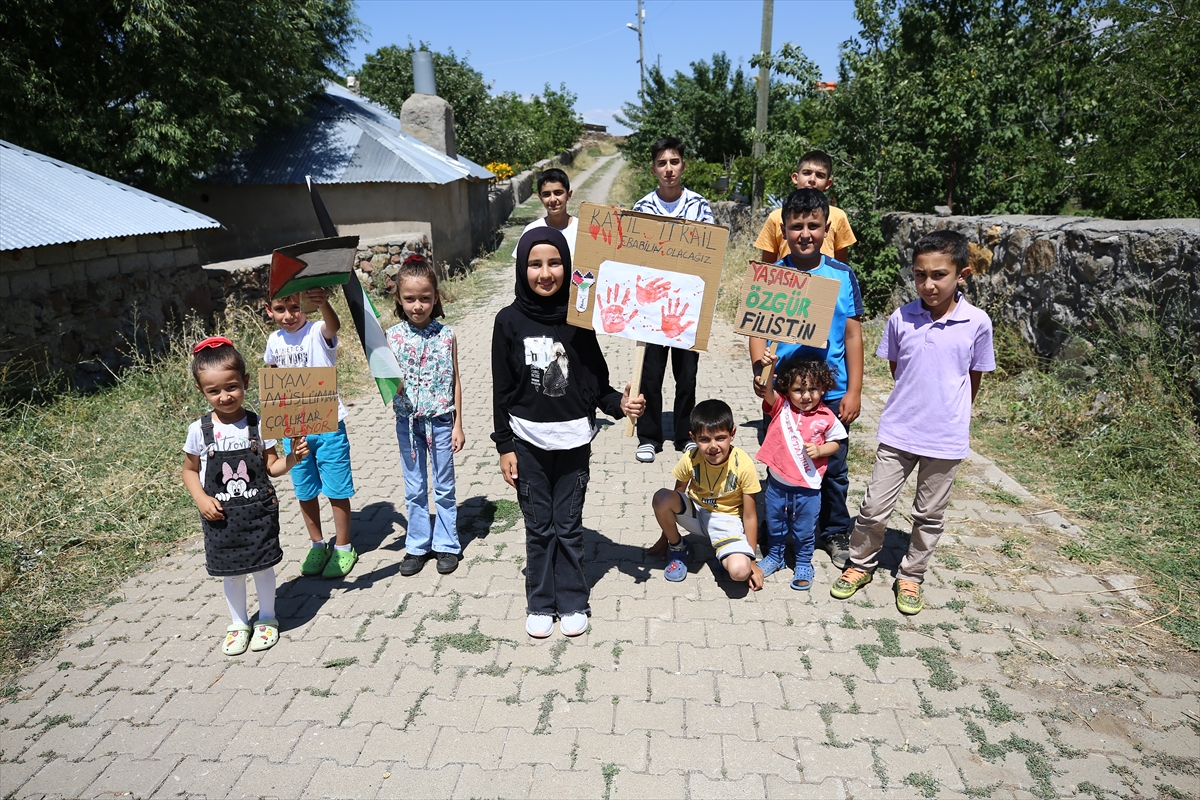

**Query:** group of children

left=182, top=139, right=994, bottom=654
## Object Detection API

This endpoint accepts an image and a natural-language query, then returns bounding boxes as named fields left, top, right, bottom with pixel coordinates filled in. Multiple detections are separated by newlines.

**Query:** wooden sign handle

left=625, top=341, right=647, bottom=437
left=759, top=341, right=778, bottom=389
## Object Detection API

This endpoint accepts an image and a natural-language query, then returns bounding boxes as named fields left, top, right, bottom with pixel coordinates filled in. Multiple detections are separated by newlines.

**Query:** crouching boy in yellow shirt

left=649, top=400, right=764, bottom=590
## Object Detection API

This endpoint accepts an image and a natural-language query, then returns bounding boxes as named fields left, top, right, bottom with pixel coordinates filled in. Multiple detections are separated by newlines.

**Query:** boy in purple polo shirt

left=831, top=230, right=994, bottom=615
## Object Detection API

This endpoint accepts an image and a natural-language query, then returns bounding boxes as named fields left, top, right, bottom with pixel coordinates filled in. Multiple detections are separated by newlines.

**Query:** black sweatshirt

left=491, top=304, right=624, bottom=454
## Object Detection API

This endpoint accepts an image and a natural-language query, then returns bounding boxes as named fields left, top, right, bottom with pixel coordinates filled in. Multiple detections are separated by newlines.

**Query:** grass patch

left=971, top=312, right=1200, bottom=649
left=606, top=159, right=643, bottom=209
left=0, top=307, right=280, bottom=681
left=322, top=657, right=358, bottom=669
left=903, top=771, right=940, bottom=798
left=601, top=761, right=620, bottom=800
left=916, top=648, right=960, bottom=691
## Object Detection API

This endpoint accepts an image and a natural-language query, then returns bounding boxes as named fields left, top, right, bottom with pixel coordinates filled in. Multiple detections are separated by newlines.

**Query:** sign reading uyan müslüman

left=733, top=261, right=842, bottom=348
left=258, top=367, right=338, bottom=439
left=568, top=202, right=728, bottom=352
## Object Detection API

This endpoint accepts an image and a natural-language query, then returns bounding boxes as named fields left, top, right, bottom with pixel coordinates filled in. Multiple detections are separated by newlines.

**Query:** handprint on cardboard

left=636, top=275, right=672, bottom=304
left=598, top=283, right=638, bottom=333
left=660, top=298, right=694, bottom=340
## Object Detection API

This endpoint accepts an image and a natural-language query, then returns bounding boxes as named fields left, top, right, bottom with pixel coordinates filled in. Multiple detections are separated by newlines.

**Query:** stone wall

left=882, top=213, right=1200, bottom=358
left=0, top=233, right=210, bottom=390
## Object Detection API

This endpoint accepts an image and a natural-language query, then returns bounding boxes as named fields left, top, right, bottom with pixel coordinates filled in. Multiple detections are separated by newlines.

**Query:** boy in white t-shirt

left=511, top=168, right=578, bottom=258
left=263, top=288, right=357, bottom=579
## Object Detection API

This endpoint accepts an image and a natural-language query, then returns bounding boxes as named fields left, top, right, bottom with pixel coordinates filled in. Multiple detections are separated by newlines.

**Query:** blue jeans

left=395, top=413, right=459, bottom=556
left=764, top=474, right=821, bottom=568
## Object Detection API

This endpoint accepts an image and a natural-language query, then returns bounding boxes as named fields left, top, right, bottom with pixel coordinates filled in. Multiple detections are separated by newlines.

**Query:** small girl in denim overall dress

left=182, top=337, right=307, bottom=656
left=386, top=256, right=465, bottom=577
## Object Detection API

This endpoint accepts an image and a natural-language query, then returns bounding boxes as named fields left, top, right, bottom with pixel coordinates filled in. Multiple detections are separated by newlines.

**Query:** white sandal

left=636, top=444, right=656, bottom=463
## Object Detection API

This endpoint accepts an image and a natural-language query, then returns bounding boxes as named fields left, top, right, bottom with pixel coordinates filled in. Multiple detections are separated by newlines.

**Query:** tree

left=358, top=43, right=496, bottom=160
left=824, top=0, right=1094, bottom=217
left=0, top=0, right=360, bottom=188
left=358, top=45, right=582, bottom=167
left=1076, top=0, right=1200, bottom=218
left=617, top=53, right=758, bottom=166
left=768, top=0, right=1096, bottom=312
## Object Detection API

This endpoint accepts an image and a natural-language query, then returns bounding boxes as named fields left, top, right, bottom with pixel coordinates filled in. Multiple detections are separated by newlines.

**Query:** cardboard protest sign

left=568, top=202, right=728, bottom=352
left=733, top=261, right=842, bottom=348
left=269, top=236, right=359, bottom=301
left=258, top=367, right=338, bottom=439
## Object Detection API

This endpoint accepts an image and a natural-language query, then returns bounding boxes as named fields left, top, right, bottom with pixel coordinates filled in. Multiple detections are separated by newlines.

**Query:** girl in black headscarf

left=492, top=227, right=645, bottom=639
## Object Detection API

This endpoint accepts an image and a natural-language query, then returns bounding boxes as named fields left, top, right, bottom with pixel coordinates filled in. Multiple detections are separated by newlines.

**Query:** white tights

left=223, top=568, right=277, bottom=625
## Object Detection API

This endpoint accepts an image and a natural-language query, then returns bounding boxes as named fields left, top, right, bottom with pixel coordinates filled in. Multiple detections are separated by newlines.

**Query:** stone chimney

left=400, top=51, right=457, bottom=158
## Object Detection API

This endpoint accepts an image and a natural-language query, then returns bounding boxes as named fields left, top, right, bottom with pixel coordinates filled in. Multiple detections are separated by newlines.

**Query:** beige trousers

left=849, top=444, right=961, bottom=584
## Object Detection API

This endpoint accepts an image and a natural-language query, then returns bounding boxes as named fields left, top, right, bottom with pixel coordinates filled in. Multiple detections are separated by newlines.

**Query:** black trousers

left=637, top=344, right=699, bottom=451
left=513, top=439, right=591, bottom=616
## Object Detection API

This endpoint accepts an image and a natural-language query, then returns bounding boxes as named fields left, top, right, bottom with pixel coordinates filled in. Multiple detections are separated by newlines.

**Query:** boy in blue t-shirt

left=750, top=189, right=864, bottom=569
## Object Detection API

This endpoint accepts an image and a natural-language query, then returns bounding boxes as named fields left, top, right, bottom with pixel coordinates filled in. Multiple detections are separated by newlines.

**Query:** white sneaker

left=525, top=614, right=554, bottom=638
left=636, top=444, right=656, bottom=463
left=559, top=612, right=589, bottom=637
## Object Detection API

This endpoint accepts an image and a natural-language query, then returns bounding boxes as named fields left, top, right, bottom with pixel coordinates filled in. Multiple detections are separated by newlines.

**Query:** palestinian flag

left=305, top=177, right=405, bottom=405
left=269, top=236, right=358, bottom=300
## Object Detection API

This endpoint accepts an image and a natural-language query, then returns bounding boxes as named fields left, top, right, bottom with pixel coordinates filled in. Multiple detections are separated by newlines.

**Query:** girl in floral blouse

left=386, top=256, right=465, bottom=577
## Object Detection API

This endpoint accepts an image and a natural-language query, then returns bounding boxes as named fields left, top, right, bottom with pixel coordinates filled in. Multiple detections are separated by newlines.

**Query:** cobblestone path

left=1, top=178, right=1197, bottom=800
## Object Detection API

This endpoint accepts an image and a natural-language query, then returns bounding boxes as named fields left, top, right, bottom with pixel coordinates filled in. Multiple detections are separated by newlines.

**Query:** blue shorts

left=282, top=421, right=355, bottom=502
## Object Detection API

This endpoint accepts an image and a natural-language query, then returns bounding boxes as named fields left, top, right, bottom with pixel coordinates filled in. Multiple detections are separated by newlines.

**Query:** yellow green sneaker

left=300, top=545, right=331, bottom=576
left=322, top=545, right=358, bottom=579
left=830, top=567, right=873, bottom=600
left=894, top=579, right=924, bottom=615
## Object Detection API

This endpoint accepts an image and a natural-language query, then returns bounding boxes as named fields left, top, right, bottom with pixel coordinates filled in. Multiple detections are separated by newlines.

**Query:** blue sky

left=348, top=1, right=862, bottom=134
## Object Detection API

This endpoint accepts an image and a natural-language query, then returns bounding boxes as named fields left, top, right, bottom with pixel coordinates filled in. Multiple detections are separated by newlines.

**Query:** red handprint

left=636, top=275, right=672, bottom=304
left=598, top=284, right=638, bottom=333
left=660, top=298, right=694, bottom=340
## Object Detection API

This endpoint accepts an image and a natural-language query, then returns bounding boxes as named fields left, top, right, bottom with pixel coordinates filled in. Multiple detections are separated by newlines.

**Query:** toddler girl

left=182, top=337, right=308, bottom=656
left=492, top=228, right=645, bottom=638
left=386, top=255, right=465, bottom=576
left=756, top=355, right=847, bottom=590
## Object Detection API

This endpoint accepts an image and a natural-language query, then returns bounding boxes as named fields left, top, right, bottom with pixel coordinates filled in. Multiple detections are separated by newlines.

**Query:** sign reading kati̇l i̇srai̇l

left=567, top=202, right=728, bottom=352
left=258, top=367, right=338, bottom=439
left=733, top=261, right=842, bottom=348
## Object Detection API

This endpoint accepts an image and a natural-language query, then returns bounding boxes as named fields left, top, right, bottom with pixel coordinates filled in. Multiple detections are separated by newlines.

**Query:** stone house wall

left=882, top=213, right=1199, bottom=358
left=0, top=232, right=210, bottom=389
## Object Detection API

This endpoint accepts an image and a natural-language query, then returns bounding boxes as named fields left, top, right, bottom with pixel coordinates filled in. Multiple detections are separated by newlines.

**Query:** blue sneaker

left=758, top=555, right=785, bottom=579
left=664, top=543, right=690, bottom=582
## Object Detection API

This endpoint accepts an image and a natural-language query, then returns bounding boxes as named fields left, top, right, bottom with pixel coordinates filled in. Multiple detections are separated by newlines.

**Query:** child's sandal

left=222, top=623, right=251, bottom=656
left=250, top=618, right=279, bottom=652
left=791, top=562, right=815, bottom=591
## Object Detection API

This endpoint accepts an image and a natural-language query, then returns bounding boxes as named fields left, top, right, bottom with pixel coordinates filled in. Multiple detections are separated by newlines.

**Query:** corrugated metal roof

left=203, top=82, right=494, bottom=186
left=0, top=140, right=221, bottom=251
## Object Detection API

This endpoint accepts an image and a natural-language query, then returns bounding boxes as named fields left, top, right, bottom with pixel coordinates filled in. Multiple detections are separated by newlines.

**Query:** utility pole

left=752, top=0, right=773, bottom=211
left=627, top=0, right=646, bottom=101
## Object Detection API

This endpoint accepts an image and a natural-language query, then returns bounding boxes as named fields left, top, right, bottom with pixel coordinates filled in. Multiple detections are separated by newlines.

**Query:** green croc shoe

left=830, top=567, right=873, bottom=600
left=300, top=545, right=331, bottom=577
left=894, top=579, right=924, bottom=615
left=322, top=545, right=358, bottom=579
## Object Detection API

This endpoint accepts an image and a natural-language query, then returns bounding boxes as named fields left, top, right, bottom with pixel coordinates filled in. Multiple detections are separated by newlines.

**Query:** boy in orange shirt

left=754, top=150, right=856, bottom=265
